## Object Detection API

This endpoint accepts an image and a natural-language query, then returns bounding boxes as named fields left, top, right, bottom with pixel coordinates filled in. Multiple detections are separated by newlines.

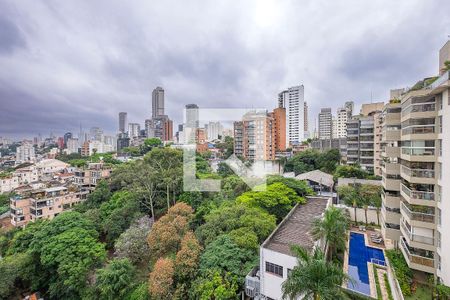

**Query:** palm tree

left=361, top=184, right=381, bottom=226
left=312, top=207, right=350, bottom=261
left=338, top=185, right=360, bottom=225
left=282, top=245, right=350, bottom=300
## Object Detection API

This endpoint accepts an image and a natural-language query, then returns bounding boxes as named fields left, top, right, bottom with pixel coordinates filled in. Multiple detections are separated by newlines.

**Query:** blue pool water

left=347, top=232, right=385, bottom=295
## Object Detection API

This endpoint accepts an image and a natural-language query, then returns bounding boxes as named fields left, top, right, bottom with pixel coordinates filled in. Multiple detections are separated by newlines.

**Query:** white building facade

left=278, top=85, right=307, bottom=147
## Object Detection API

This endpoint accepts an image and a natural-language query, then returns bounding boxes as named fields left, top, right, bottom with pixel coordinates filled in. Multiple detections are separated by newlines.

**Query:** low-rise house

left=246, top=196, right=331, bottom=299
left=74, top=162, right=112, bottom=188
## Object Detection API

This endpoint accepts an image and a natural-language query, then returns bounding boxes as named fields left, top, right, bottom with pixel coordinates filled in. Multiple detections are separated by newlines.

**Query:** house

left=245, top=196, right=331, bottom=300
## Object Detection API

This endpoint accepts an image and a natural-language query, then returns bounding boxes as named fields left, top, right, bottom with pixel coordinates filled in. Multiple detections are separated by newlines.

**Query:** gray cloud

left=0, top=0, right=449, bottom=138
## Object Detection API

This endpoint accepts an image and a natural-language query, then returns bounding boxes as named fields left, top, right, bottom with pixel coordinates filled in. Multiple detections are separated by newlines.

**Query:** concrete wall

left=336, top=204, right=381, bottom=225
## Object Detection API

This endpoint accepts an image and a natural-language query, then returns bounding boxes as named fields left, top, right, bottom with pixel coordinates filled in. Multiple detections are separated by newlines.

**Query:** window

left=265, top=261, right=283, bottom=277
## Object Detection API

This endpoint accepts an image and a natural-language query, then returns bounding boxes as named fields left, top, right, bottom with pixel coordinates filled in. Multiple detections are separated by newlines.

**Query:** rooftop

left=262, top=196, right=329, bottom=256
left=295, top=170, right=334, bottom=188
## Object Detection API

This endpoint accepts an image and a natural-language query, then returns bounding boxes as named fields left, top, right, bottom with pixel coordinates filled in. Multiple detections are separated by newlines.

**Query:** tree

left=80, top=179, right=111, bottom=210
left=334, top=165, right=367, bottom=180
left=217, top=162, right=234, bottom=177
left=144, top=148, right=183, bottom=210
left=191, top=270, right=239, bottom=300
left=338, top=185, right=361, bottom=225
left=282, top=245, right=350, bottom=300
left=266, top=175, right=314, bottom=196
left=148, top=258, right=174, bottom=300
left=199, top=235, right=257, bottom=282
left=95, top=258, right=136, bottom=300
left=317, top=149, right=341, bottom=173
left=0, top=252, right=33, bottom=299
left=114, top=216, right=153, bottom=264
left=215, top=136, right=234, bottom=159
left=365, top=184, right=382, bottom=226
left=147, top=203, right=193, bottom=259
left=100, top=190, right=141, bottom=246
left=40, top=227, right=106, bottom=299
left=174, top=231, right=203, bottom=282
left=140, top=138, right=163, bottom=154
left=196, top=203, right=276, bottom=245
left=312, top=207, right=350, bottom=260
left=236, top=182, right=304, bottom=221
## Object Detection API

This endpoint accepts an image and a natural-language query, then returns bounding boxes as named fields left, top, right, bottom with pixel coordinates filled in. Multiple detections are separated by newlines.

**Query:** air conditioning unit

left=245, top=286, right=256, bottom=298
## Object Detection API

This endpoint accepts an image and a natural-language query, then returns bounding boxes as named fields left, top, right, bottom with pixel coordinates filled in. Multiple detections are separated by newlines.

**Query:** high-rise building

left=278, top=85, right=306, bottom=146
left=332, top=117, right=338, bottom=139
left=128, top=123, right=141, bottom=139
left=206, top=121, right=224, bottom=141
left=345, top=115, right=376, bottom=173
left=152, top=87, right=165, bottom=118
left=66, top=138, right=79, bottom=154
left=63, top=132, right=72, bottom=148
left=304, top=102, right=309, bottom=138
left=119, top=112, right=127, bottom=133
left=380, top=41, right=450, bottom=285
left=16, top=142, right=35, bottom=163
left=145, top=119, right=154, bottom=138
left=272, top=107, right=286, bottom=152
left=116, top=133, right=130, bottom=153
left=90, top=127, right=103, bottom=142
left=318, top=108, right=332, bottom=140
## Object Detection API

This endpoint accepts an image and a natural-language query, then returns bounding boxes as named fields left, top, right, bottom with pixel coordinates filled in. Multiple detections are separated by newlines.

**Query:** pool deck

left=343, top=229, right=386, bottom=299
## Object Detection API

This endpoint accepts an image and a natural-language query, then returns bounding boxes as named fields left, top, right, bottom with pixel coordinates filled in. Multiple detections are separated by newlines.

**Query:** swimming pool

left=347, top=232, right=385, bottom=296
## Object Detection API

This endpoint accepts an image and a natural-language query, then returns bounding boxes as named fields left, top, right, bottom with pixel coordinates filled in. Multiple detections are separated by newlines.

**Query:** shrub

left=385, top=250, right=412, bottom=296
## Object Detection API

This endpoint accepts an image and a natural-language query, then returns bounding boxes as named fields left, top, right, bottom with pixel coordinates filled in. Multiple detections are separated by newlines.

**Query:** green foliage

left=284, top=149, right=341, bottom=175
left=334, top=164, right=368, bottom=180
left=0, top=252, right=33, bottom=299
left=385, top=249, right=412, bottom=296
left=191, top=270, right=239, bottom=300
left=217, top=162, right=234, bottom=177
left=99, top=190, right=142, bottom=246
left=266, top=175, right=314, bottom=196
left=95, top=258, right=136, bottom=300
left=384, top=273, right=394, bottom=300
left=140, top=138, right=163, bottom=155
left=373, top=265, right=382, bottom=300
left=196, top=203, right=276, bottom=245
left=227, top=228, right=259, bottom=252
left=236, top=182, right=304, bottom=221
left=81, top=180, right=112, bottom=210
left=214, top=136, right=234, bottom=159
left=126, top=283, right=150, bottom=300
left=282, top=245, right=350, bottom=300
left=312, top=206, right=350, bottom=260
left=40, top=227, right=106, bottom=299
left=199, top=235, right=257, bottom=283
left=220, top=175, right=250, bottom=199
left=196, top=154, right=212, bottom=174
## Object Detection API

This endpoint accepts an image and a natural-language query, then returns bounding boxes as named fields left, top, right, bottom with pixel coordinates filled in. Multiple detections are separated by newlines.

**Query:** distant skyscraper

left=63, top=132, right=72, bottom=148
left=90, top=127, right=103, bottom=142
left=152, top=87, right=165, bottom=118
left=128, top=123, right=141, bottom=139
left=278, top=85, right=306, bottom=147
left=206, top=121, right=224, bottom=141
left=119, top=112, right=127, bottom=133
left=318, top=108, right=332, bottom=140
left=16, top=142, right=35, bottom=163
left=304, top=102, right=309, bottom=138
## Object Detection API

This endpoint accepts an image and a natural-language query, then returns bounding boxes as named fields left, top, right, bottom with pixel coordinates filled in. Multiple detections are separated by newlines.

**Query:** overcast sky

left=1, top=0, right=449, bottom=139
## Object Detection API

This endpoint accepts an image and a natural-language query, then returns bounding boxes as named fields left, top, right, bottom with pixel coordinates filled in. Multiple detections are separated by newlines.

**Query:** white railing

left=400, top=202, right=435, bottom=223
left=400, top=220, right=435, bottom=245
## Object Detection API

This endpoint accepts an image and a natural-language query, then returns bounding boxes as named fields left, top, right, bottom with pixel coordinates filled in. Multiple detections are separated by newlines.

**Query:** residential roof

left=337, top=178, right=382, bottom=187
left=262, top=196, right=329, bottom=256
left=44, top=186, right=67, bottom=193
left=295, top=170, right=334, bottom=188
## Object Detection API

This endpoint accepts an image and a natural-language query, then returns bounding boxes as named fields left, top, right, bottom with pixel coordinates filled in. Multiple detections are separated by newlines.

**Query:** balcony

left=400, top=237, right=435, bottom=272
left=400, top=184, right=435, bottom=205
left=431, top=70, right=450, bottom=92
left=400, top=202, right=435, bottom=224
left=400, top=166, right=436, bottom=185
left=400, top=221, right=435, bottom=246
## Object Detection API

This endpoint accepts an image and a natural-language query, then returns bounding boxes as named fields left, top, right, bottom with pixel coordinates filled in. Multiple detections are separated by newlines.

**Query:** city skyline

left=1, top=1, right=449, bottom=138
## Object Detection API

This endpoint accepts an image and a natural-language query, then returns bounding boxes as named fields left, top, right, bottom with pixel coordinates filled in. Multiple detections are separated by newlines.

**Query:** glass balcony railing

left=400, top=202, right=435, bottom=223
left=402, top=126, right=435, bottom=135
left=400, top=237, right=434, bottom=267
left=431, top=70, right=450, bottom=90
left=401, top=184, right=435, bottom=201
left=402, top=103, right=436, bottom=115
left=401, top=148, right=435, bottom=156
left=401, top=166, right=435, bottom=179
left=400, top=221, right=435, bottom=245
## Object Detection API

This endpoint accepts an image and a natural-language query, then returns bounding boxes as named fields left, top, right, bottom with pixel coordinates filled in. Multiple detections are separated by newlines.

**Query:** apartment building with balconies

left=381, top=41, right=450, bottom=286
left=9, top=185, right=89, bottom=227
left=380, top=101, right=402, bottom=245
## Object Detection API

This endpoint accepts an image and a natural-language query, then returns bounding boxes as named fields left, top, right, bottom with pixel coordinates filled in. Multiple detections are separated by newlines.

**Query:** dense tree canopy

left=236, top=182, right=305, bottom=221
left=284, top=149, right=341, bottom=175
